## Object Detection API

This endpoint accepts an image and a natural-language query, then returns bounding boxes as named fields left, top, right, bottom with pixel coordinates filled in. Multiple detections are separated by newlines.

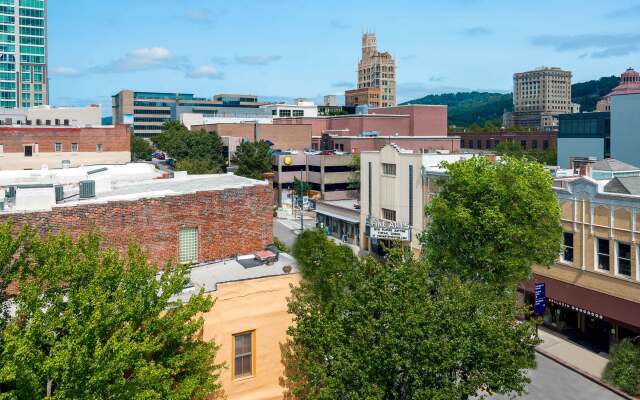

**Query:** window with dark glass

left=233, top=332, right=254, bottom=379
left=382, top=208, right=396, bottom=221
left=382, top=163, right=396, bottom=176
left=596, top=238, right=610, bottom=271
left=617, top=242, right=631, bottom=277
left=562, top=232, right=573, bottom=263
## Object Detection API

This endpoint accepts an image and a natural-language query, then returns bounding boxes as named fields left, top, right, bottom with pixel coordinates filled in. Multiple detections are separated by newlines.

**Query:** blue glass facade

left=0, top=0, right=46, bottom=108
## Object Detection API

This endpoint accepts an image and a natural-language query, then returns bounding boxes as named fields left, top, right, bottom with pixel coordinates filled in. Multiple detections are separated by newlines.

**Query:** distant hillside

left=404, top=92, right=511, bottom=127
left=572, top=75, right=619, bottom=112
left=404, top=76, right=620, bottom=127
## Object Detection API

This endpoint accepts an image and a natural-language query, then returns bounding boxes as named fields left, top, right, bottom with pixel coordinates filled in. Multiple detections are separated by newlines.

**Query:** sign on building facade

left=368, top=216, right=411, bottom=241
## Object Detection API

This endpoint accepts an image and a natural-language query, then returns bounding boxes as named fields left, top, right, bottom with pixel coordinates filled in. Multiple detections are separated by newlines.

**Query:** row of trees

left=0, top=224, right=223, bottom=399
left=283, top=156, right=563, bottom=399
left=495, top=141, right=557, bottom=166
left=150, top=122, right=273, bottom=179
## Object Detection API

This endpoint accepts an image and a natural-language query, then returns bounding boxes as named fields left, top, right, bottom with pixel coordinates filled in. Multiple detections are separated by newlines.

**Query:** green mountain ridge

left=403, top=76, right=620, bottom=128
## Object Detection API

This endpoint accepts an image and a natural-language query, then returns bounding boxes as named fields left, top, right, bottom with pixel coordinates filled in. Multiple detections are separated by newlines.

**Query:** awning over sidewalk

left=522, top=274, right=640, bottom=329
left=315, top=208, right=360, bottom=224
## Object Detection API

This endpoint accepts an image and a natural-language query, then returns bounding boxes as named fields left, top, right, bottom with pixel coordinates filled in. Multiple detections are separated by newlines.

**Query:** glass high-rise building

left=0, top=0, right=47, bottom=108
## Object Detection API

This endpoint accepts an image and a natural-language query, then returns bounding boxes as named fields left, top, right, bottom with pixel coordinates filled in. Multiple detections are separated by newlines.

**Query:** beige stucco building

left=357, top=33, right=396, bottom=107
left=179, top=252, right=300, bottom=400
left=506, top=66, right=573, bottom=129
left=359, top=145, right=475, bottom=256
left=522, top=161, right=640, bottom=352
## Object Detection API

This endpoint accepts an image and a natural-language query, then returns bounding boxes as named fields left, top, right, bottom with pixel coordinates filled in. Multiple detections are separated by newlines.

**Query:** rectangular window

left=292, top=109, right=304, bottom=117
left=23, top=144, right=32, bottom=157
left=596, top=238, right=609, bottom=271
left=71, top=143, right=78, bottom=152
left=179, top=227, right=198, bottom=263
left=382, top=208, right=396, bottom=221
left=617, top=242, right=631, bottom=277
left=54, top=142, right=62, bottom=152
left=562, top=232, right=573, bottom=263
left=382, top=163, right=396, bottom=176
left=0, top=144, right=3, bottom=153
left=233, top=331, right=254, bottom=379
left=96, top=144, right=103, bottom=152
left=278, top=109, right=291, bottom=117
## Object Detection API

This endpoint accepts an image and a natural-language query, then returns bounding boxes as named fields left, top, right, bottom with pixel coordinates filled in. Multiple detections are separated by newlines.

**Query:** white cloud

left=92, top=47, right=187, bottom=73
left=186, top=65, right=224, bottom=79
left=50, top=66, right=83, bottom=77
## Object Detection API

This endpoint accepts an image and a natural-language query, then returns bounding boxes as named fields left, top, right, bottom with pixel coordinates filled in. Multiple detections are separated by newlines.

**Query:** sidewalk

left=536, top=328, right=608, bottom=378
left=536, top=327, right=635, bottom=399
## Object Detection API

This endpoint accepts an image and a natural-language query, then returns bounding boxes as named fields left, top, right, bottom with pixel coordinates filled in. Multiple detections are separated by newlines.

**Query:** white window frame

left=54, top=142, right=62, bottom=152
left=615, top=241, right=632, bottom=278
left=71, top=143, right=78, bottom=152
left=96, top=143, right=103, bottom=152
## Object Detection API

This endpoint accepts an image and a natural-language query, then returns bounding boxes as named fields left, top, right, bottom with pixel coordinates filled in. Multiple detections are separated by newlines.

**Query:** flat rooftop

left=174, top=252, right=299, bottom=302
left=79, top=174, right=266, bottom=204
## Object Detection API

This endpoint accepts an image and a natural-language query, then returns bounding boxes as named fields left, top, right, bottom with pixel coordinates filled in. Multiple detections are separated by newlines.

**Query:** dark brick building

left=0, top=173, right=273, bottom=266
left=455, top=131, right=557, bottom=152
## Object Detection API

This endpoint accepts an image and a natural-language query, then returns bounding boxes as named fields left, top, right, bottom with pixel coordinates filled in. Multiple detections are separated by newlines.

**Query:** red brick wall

left=456, top=131, right=557, bottom=151
left=0, top=185, right=273, bottom=266
left=193, top=123, right=312, bottom=151
left=0, top=124, right=131, bottom=153
left=370, top=105, right=448, bottom=136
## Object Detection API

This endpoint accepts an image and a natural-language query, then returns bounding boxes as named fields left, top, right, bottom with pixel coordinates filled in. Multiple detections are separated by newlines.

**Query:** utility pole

left=300, top=169, right=304, bottom=232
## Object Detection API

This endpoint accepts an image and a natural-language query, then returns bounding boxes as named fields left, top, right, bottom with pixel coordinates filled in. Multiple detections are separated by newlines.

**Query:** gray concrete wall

left=557, top=137, right=604, bottom=168
left=611, top=94, right=640, bottom=167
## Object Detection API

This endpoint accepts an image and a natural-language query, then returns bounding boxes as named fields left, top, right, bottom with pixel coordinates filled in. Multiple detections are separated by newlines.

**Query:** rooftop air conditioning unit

left=79, top=180, right=95, bottom=199
left=54, top=185, right=64, bottom=203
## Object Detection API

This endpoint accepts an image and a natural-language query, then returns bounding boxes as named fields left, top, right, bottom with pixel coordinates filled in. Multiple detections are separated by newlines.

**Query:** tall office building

left=356, top=33, right=396, bottom=107
left=112, top=90, right=270, bottom=137
left=505, top=66, right=572, bottom=129
left=0, top=0, right=47, bottom=108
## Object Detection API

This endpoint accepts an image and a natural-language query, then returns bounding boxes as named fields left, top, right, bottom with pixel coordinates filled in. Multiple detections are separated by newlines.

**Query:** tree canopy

left=130, top=136, right=153, bottom=161
left=152, top=122, right=225, bottom=174
left=232, top=140, right=273, bottom=180
left=604, top=339, right=640, bottom=396
left=421, top=156, right=562, bottom=287
left=283, top=230, right=539, bottom=400
left=0, top=225, right=223, bottom=399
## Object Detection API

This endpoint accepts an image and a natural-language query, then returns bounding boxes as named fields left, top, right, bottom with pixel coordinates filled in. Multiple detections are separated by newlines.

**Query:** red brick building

left=0, top=124, right=131, bottom=170
left=0, top=173, right=272, bottom=265
left=455, top=131, right=557, bottom=151
left=192, top=122, right=312, bottom=151
left=278, top=105, right=448, bottom=137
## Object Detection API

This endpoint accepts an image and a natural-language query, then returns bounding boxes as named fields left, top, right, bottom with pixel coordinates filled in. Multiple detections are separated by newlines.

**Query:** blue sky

left=48, top=0, right=640, bottom=113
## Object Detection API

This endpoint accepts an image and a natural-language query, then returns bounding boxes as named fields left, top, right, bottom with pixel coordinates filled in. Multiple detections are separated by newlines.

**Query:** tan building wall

left=0, top=151, right=130, bottom=170
left=538, top=187, right=640, bottom=302
left=360, top=145, right=424, bottom=253
left=357, top=33, right=396, bottom=107
left=345, top=87, right=381, bottom=108
left=202, top=273, right=301, bottom=400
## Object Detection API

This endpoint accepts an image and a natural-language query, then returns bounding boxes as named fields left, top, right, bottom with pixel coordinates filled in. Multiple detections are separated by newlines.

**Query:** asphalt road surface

left=273, top=218, right=316, bottom=249
left=486, top=354, right=623, bottom=400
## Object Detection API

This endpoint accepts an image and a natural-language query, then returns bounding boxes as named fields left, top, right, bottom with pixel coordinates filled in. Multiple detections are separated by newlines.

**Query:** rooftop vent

left=54, top=185, right=64, bottom=203
left=79, top=180, right=95, bottom=199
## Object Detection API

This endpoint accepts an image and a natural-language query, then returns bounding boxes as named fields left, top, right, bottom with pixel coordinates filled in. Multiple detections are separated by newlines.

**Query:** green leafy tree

left=347, top=154, right=360, bottom=197
left=482, top=120, right=497, bottom=132
left=232, top=140, right=273, bottom=180
left=421, top=156, right=562, bottom=287
left=468, top=122, right=482, bottom=132
left=152, top=122, right=225, bottom=173
left=604, top=339, right=640, bottom=396
left=0, top=229, right=223, bottom=399
left=130, top=135, right=153, bottom=161
left=293, top=177, right=311, bottom=197
left=175, top=159, right=220, bottom=175
left=283, top=230, right=539, bottom=400
left=496, top=142, right=557, bottom=166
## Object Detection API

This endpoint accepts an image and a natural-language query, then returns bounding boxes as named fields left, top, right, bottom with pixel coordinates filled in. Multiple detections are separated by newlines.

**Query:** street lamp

left=283, top=155, right=304, bottom=233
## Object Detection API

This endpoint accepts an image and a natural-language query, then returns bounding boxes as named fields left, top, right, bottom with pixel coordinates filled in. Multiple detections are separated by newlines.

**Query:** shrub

left=604, top=339, right=640, bottom=396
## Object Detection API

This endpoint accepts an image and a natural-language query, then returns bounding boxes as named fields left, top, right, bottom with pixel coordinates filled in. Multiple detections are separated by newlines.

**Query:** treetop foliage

left=421, top=156, right=562, bottom=287
left=0, top=224, right=223, bottom=400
